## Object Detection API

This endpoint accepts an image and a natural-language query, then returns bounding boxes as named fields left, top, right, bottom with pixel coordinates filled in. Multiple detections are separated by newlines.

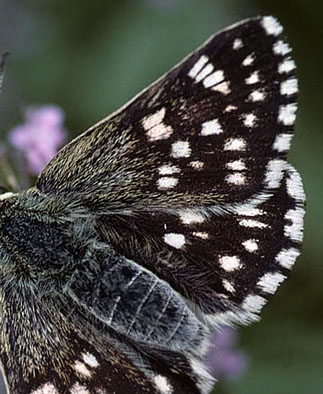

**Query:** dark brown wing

left=36, top=16, right=297, bottom=212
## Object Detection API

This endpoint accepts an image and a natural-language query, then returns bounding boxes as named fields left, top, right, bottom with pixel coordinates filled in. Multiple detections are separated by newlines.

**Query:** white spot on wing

left=273, top=133, right=293, bottom=152
left=226, top=159, right=246, bottom=171
left=188, top=55, right=209, bottom=78
left=31, top=383, right=59, bottom=394
left=164, top=233, right=186, bottom=249
left=203, top=70, right=225, bottom=88
left=233, top=38, right=243, bottom=50
left=281, top=78, right=298, bottom=96
left=264, top=159, right=285, bottom=189
left=179, top=210, right=205, bottom=224
left=222, top=279, right=235, bottom=293
left=243, top=113, right=257, bottom=127
left=276, top=247, right=301, bottom=269
left=212, top=81, right=231, bottom=95
left=235, top=206, right=263, bottom=216
left=195, top=63, right=214, bottom=82
left=142, top=108, right=165, bottom=130
left=192, top=231, right=209, bottom=239
left=242, top=294, right=267, bottom=313
left=171, top=141, right=191, bottom=158
left=154, top=375, right=174, bottom=394
left=82, top=352, right=99, bottom=368
left=201, top=119, right=223, bottom=136
left=249, top=90, right=265, bottom=102
left=219, top=256, right=241, bottom=272
left=278, top=58, right=296, bottom=74
left=278, top=103, right=297, bottom=125
left=189, top=160, right=204, bottom=170
left=286, top=166, right=305, bottom=202
left=242, top=239, right=258, bottom=252
left=74, top=361, right=92, bottom=378
left=257, top=272, right=286, bottom=294
left=158, top=164, right=180, bottom=175
left=142, top=108, right=173, bottom=141
left=148, top=125, right=173, bottom=141
left=242, top=54, right=255, bottom=66
left=284, top=207, right=305, bottom=242
left=158, top=177, right=178, bottom=190
left=226, top=173, right=246, bottom=185
left=239, top=219, right=267, bottom=229
left=245, top=71, right=260, bottom=84
left=261, top=16, right=283, bottom=36
left=224, top=138, right=246, bottom=151
left=225, top=105, right=237, bottom=112
left=273, top=40, right=291, bottom=55
left=146, top=124, right=173, bottom=141
left=70, top=382, right=90, bottom=394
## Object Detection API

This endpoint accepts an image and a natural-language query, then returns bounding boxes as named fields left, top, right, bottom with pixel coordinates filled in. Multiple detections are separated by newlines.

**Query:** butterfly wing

left=0, top=290, right=201, bottom=394
left=65, top=245, right=214, bottom=394
left=37, top=16, right=297, bottom=211
left=95, top=165, right=304, bottom=323
left=32, top=15, right=305, bottom=394
left=36, top=14, right=304, bottom=322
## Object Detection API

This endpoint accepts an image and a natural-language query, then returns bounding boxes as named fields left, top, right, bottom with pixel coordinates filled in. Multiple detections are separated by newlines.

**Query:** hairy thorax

left=0, top=189, right=90, bottom=291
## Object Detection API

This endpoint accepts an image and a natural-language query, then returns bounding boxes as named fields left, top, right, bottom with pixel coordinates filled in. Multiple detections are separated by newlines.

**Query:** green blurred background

left=0, top=1, right=322, bottom=393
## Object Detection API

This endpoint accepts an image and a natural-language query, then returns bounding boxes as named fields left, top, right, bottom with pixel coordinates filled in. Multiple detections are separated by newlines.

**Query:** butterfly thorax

left=0, top=189, right=89, bottom=289
left=0, top=190, right=127, bottom=391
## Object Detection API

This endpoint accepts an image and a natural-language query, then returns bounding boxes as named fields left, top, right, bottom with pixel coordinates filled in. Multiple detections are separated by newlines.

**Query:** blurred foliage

left=0, top=1, right=322, bottom=393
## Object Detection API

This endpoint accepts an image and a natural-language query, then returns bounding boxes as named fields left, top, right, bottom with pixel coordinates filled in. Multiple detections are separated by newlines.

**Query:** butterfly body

left=0, top=16, right=304, bottom=394
left=0, top=191, right=211, bottom=393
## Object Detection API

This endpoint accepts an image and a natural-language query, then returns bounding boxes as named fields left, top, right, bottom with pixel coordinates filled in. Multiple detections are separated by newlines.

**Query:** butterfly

left=0, top=15, right=305, bottom=394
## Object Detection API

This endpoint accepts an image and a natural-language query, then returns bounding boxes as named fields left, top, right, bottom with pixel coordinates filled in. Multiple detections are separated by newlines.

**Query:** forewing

left=36, top=16, right=297, bottom=211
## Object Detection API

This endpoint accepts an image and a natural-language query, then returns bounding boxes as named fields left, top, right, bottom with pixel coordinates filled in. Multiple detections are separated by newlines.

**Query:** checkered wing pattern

left=28, top=16, right=305, bottom=394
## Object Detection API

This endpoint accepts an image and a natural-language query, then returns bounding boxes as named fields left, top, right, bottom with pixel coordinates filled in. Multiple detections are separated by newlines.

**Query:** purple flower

left=205, top=327, right=248, bottom=382
left=9, top=105, right=66, bottom=175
